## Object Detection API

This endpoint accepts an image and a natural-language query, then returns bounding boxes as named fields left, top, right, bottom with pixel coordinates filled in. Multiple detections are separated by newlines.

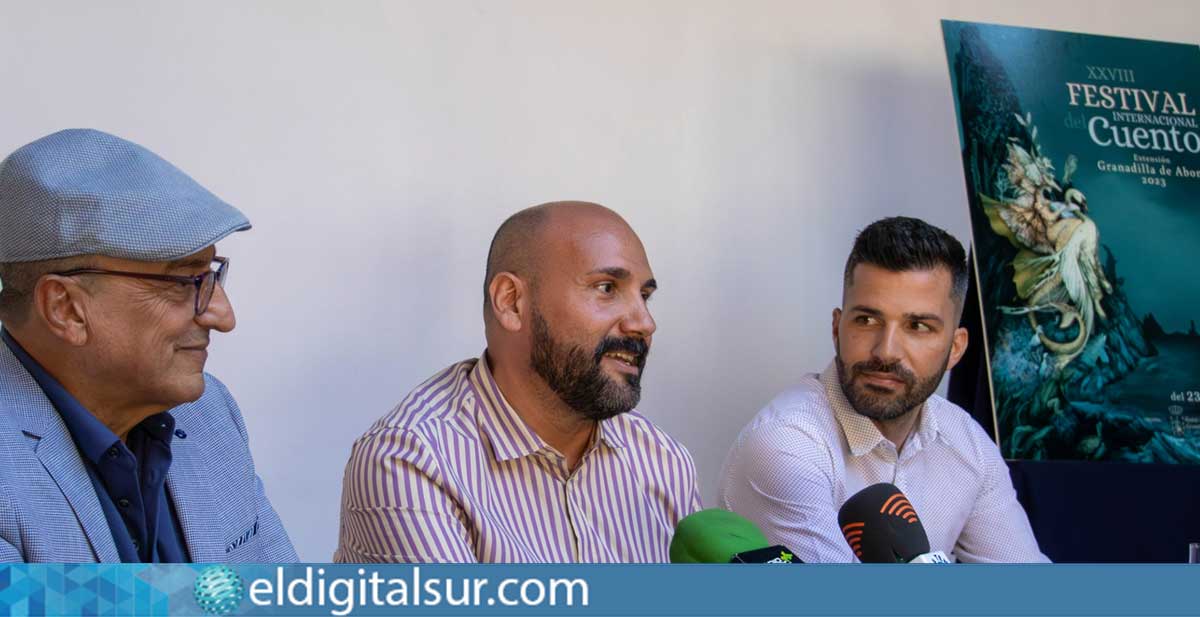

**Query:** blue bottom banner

left=0, top=563, right=1197, bottom=616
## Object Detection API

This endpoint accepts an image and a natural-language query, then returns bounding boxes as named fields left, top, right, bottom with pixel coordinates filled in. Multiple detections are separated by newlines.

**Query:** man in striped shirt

left=335, top=201, right=701, bottom=563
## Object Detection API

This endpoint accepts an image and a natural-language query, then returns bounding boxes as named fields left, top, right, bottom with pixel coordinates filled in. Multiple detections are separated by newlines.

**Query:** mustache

left=592, top=337, right=650, bottom=368
left=851, top=358, right=915, bottom=387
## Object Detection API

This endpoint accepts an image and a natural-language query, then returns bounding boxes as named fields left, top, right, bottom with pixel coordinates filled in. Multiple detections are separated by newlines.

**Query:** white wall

left=1, top=0, right=1196, bottom=560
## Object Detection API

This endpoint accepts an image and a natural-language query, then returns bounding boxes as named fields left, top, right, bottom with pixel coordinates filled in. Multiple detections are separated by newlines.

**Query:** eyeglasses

left=53, top=256, right=230, bottom=316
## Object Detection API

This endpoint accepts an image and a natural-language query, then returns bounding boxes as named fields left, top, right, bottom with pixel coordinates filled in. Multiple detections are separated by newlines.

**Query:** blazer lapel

left=167, top=431, right=225, bottom=562
left=33, top=428, right=121, bottom=562
left=0, top=343, right=120, bottom=563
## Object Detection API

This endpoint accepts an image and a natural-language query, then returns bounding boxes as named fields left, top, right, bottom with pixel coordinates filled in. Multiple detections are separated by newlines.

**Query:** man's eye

left=596, top=282, right=615, bottom=294
left=911, top=321, right=932, bottom=332
left=641, top=290, right=654, bottom=302
left=854, top=315, right=876, bottom=325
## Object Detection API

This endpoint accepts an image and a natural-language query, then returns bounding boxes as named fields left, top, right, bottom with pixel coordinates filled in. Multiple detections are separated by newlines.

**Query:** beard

left=529, top=310, right=648, bottom=421
left=834, top=352, right=948, bottom=422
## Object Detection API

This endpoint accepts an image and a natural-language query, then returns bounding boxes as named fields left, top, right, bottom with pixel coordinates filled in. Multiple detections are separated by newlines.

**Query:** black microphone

left=669, top=509, right=803, bottom=564
left=837, top=483, right=950, bottom=563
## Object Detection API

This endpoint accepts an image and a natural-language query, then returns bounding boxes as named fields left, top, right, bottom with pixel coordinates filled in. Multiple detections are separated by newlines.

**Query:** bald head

left=483, top=201, right=636, bottom=310
left=482, top=200, right=658, bottom=424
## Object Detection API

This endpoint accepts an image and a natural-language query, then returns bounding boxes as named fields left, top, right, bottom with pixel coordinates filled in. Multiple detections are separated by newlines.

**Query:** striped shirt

left=335, top=353, right=701, bottom=563
left=718, top=362, right=1047, bottom=563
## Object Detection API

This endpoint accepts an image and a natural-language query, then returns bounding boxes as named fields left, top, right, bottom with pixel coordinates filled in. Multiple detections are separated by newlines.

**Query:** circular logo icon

left=193, top=565, right=246, bottom=616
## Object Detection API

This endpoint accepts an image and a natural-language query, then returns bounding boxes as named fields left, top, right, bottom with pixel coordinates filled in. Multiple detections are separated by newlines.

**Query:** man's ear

left=33, top=275, right=91, bottom=346
left=487, top=272, right=528, bottom=333
left=945, top=326, right=969, bottom=372
left=831, top=307, right=842, bottom=351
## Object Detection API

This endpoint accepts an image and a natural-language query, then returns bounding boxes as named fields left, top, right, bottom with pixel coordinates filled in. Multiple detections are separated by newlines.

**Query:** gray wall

left=2, top=0, right=1197, bottom=560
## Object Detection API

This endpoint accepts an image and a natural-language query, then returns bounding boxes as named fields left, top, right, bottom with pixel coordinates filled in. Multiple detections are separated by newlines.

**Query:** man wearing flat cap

left=0, top=129, right=296, bottom=562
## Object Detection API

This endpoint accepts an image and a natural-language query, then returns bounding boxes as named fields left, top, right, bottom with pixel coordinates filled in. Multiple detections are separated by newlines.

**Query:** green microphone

left=669, top=509, right=801, bottom=564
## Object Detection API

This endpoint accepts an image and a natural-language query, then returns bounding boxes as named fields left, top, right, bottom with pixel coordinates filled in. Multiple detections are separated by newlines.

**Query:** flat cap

left=0, top=128, right=250, bottom=263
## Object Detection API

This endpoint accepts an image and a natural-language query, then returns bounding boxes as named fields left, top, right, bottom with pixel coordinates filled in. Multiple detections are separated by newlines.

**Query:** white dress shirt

left=718, top=362, right=1048, bottom=563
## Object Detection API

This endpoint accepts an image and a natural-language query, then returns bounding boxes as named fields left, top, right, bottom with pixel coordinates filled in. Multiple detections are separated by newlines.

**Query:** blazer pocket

left=225, top=516, right=260, bottom=555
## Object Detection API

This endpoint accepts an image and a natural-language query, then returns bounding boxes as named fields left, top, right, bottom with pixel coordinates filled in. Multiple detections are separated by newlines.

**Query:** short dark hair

left=843, top=216, right=969, bottom=305
left=0, top=256, right=94, bottom=326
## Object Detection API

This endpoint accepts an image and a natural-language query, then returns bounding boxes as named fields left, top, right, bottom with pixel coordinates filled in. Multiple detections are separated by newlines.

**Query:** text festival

left=1067, top=66, right=1200, bottom=154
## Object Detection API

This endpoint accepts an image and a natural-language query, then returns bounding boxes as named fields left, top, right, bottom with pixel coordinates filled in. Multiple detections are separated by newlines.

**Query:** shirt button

left=174, top=429, right=187, bottom=439
left=118, top=498, right=131, bottom=508
left=106, top=447, right=119, bottom=459
left=132, top=539, right=140, bottom=550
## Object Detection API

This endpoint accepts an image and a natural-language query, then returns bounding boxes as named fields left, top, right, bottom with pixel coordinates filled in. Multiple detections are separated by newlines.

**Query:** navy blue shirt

left=2, top=329, right=189, bottom=562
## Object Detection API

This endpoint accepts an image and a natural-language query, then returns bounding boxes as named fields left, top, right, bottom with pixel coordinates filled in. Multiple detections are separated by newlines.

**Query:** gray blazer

left=0, top=342, right=297, bottom=562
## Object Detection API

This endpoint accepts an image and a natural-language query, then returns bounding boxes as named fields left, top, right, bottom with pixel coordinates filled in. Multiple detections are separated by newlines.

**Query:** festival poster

left=941, top=20, right=1200, bottom=463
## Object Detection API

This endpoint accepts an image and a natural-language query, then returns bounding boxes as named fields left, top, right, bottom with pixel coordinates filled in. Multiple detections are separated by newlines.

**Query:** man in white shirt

left=718, top=216, right=1046, bottom=563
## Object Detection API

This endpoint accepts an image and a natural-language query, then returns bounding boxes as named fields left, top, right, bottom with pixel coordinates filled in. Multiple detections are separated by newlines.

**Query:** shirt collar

left=908, top=391, right=940, bottom=453
left=1, top=328, right=175, bottom=463
left=470, top=350, right=626, bottom=463
left=820, top=360, right=940, bottom=457
left=596, top=415, right=628, bottom=450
